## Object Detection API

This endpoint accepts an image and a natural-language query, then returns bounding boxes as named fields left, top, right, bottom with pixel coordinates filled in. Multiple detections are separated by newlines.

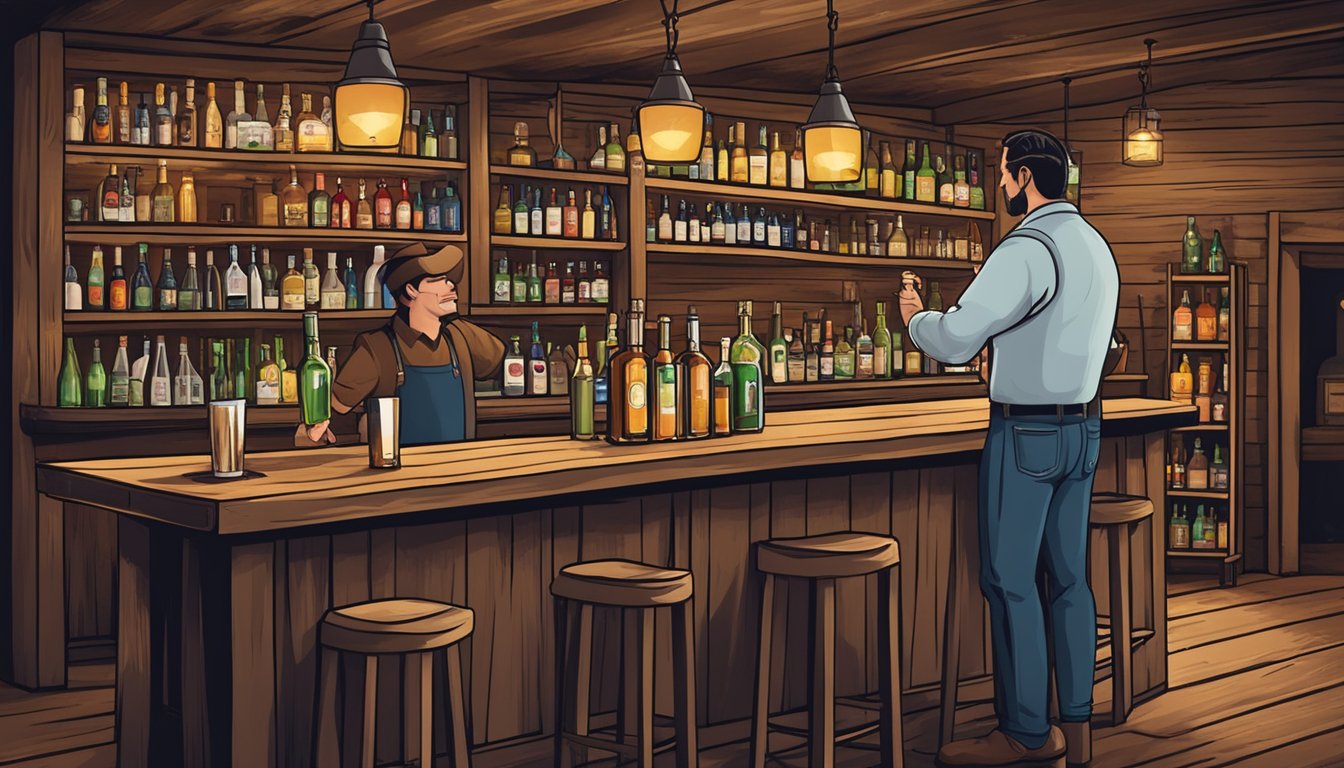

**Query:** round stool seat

left=756, top=532, right=900, bottom=579
left=320, top=598, right=474, bottom=655
left=1090, top=493, right=1155, bottom=526
left=552, top=559, right=693, bottom=607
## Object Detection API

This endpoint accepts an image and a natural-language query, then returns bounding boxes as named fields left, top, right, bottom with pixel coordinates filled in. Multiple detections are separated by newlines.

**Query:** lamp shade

left=637, top=55, right=705, bottom=163
left=334, top=19, right=408, bottom=150
left=803, top=79, right=863, bottom=183
left=1121, top=105, right=1163, bottom=167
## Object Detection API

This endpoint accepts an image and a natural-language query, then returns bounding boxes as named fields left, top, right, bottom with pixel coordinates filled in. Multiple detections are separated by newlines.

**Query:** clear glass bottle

left=281, top=165, right=308, bottom=227
left=225, top=244, right=249, bottom=310
left=156, top=246, right=177, bottom=310
left=320, top=252, right=345, bottom=309
left=85, top=339, right=108, bottom=407
left=179, top=248, right=200, bottom=311
left=110, top=335, right=130, bottom=405
left=302, top=248, right=321, bottom=309
left=203, top=81, right=223, bottom=148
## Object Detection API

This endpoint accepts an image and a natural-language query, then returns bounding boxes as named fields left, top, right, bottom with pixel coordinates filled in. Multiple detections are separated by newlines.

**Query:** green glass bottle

left=132, top=243, right=154, bottom=311
left=570, top=325, right=596, bottom=440
left=1207, top=229, right=1226, bottom=274
left=1181, top=216, right=1203, bottom=274
left=729, top=300, right=765, bottom=432
left=902, top=140, right=917, bottom=201
left=58, top=337, right=83, bottom=407
left=873, top=301, right=893, bottom=379
left=915, top=142, right=937, bottom=203
left=85, top=338, right=108, bottom=407
left=299, top=311, right=331, bottom=425
left=835, top=327, right=856, bottom=380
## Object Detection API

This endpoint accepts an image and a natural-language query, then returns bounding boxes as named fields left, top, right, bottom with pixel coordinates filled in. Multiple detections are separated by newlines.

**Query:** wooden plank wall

left=961, top=40, right=1344, bottom=571
left=228, top=435, right=1148, bottom=765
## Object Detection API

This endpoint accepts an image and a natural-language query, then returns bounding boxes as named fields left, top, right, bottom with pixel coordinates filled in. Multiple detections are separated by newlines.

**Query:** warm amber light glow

left=335, top=82, right=406, bottom=149
left=803, top=124, right=863, bottom=183
left=638, top=103, right=703, bottom=163
left=1124, top=128, right=1161, bottom=165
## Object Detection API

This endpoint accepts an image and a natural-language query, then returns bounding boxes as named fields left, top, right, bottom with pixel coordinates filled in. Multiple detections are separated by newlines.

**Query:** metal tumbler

left=208, top=399, right=247, bottom=478
left=366, top=397, right=400, bottom=469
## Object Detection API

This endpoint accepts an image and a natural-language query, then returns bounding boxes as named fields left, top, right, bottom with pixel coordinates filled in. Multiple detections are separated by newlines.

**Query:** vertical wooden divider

left=628, top=154, right=648, bottom=306
left=468, top=76, right=491, bottom=316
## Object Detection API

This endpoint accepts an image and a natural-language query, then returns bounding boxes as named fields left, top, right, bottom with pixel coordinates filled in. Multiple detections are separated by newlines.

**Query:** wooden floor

left=2, top=575, right=1342, bottom=767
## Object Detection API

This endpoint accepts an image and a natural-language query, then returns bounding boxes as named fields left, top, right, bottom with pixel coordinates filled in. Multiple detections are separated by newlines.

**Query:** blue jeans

left=979, top=411, right=1101, bottom=748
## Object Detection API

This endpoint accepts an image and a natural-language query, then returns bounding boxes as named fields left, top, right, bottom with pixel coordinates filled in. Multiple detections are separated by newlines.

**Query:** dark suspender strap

left=383, top=325, right=405, bottom=388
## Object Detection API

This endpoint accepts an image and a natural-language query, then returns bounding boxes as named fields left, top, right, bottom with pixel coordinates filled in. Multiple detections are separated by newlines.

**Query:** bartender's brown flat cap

left=379, top=242, right=466, bottom=296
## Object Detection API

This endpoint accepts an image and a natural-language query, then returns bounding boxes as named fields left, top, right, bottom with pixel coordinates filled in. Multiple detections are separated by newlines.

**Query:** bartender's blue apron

left=385, top=326, right=466, bottom=445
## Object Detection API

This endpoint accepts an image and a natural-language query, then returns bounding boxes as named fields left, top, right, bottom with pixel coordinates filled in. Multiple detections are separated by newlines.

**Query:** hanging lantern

left=637, top=0, right=705, bottom=164
left=1062, top=77, right=1083, bottom=207
left=802, top=0, right=863, bottom=184
left=1121, top=39, right=1163, bottom=167
left=334, top=0, right=409, bottom=151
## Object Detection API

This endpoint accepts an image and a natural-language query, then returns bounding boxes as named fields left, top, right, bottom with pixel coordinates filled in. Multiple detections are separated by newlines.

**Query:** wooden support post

left=118, top=517, right=153, bottom=766
left=467, top=76, right=491, bottom=314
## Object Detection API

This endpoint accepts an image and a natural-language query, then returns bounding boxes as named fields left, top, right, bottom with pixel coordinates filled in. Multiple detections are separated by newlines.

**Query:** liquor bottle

left=747, top=124, right=768, bottom=186
left=490, top=255, right=510, bottom=304
left=593, top=312, right=618, bottom=405
left=130, top=245, right=154, bottom=310
left=171, top=78, right=196, bottom=146
left=314, top=251, right=341, bottom=310
left=274, top=336, right=296, bottom=403
left=786, top=127, right=805, bottom=189
left=218, top=245, right=245, bottom=310
left=935, top=150, right=954, bottom=206
left=894, top=139, right=912, bottom=200
left=1170, top=353, right=1194, bottom=404
left=241, top=246, right=261, bottom=309
left=420, top=109, right=439, bottom=158
left=131, top=92, right=151, bottom=146
left=298, top=313, right=331, bottom=424
left=581, top=190, right=597, bottom=240
left=548, top=342, right=569, bottom=395
left=1211, top=443, right=1229, bottom=490
left=882, top=215, right=907, bottom=259
left=85, top=339, right=107, bottom=407
left=1212, top=362, right=1229, bottom=422
left=1181, top=217, right=1203, bottom=274
left=90, top=77, right=112, bottom=143
left=537, top=187, right=558, bottom=237
left=768, top=301, right=788, bottom=384
left=953, top=155, right=970, bottom=208
left=563, top=190, right=580, bottom=239
left=274, top=84, right=294, bottom=152
left=513, top=262, right=529, bottom=304
left=671, top=307, right=712, bottom=440
left=207, top=341, right=227, bottom=401
left=222, top=80, right=245, bottom=149
left=199, top=250, right=219, bottom=310
left=282, top=254, right=306, bottom=310
left=373, top=179, right=393, bottom=229
left=180, top=248, right=201, bottom=310
left=100, top=164, right=120, bottom=221
left=86, top=243, right=106, bottom=309
left=1187, top=438, right=1210, bottom=489
left=730, top=301, right=766, bottom=432
left=589, top=125, right=607, bottom=170
left=199, top=82, right=222, bottom=148
left=172, top=336, right=202, bottom=405
left=1167, top=506, right=1189, bottom=549
left=394, top=178, right=412, bottom=230
left=424, top=187, right=442, bottom=232
left=650, top=315, right=681, bottom=442
left=321, top=96, right=334, bottom=137
left=605, top=123, right=626, bottom=173
left=836, top=326, right=857, bottom=380
left=273, top=165, right=306, bottom=228
left=1195, top=358, right=1213, bottom=422
left=343, top=257, right=360, bottom=309
left=856, top=317, right=874, bottom=379
left=66, top=85, right=86, bottom=143
left=1208, top=230, right=1226, bottom=274
left=63, top=247, right=82, bottom=311
left=511, top=185, right=530, bottom=235
left=1206, top=509, right=1220, bottom=549
left=712, top=337, right=734, bottom=437
left=127, top=338, right=150, bottom=406
left=147, top=159, right=172, bottom=222
left=803, top=314, right=819, bottom=382
left=863, top=133, right=879, bottom=193
left=156, top=247, right=177, bottom=310
left=493, top=185, right=512, bottom=235
left=526, top=322, right=548, bottom=396
left=296, top=248, right=317, bottom=309
left=331, top=177, right=352, bottom=229
left=58, top=337, right=82, bottom=408
left=508, top=122, right=537, bottom=166
left=915, top=142, right=936, bottom=203
left=752, top=206, right=767, bottom=245
left=502, top=336, right=525, bottom=396
left=1195, top=290, right=1217, bottom=341
left=877, top=140, right=897, bottom=199
left=735, top=203, right=751, bottom=244
left=1216, top=286, right=1231, bottom=341
left=570, top=326, right=596, bottom=440
left=152, top=83, right=173, bottom=147
left=687, top=204, right=700, bottom=243
left=300, top=172, right=329, bottom=228
left=1172, top=289, right=1193, bottom=341
left=962, top=151, right=983, bottom=210
left=148, top=335, right=172, bottom=406
left=172, top=169, right=197, bottom=222
left=295, top=93, right=330, bottom=152
left=363, top=245, right=386, bottom=309
left=590, top=261, right=610, bottom=305
left=698, top=128, right=714, bottom=181
left=766, top=212, right=782, bottom=248
left=608, top=299, right=651, bottom=443
left=255, top=344, right=281, bottom=405
left=528, top=259, right=544, bottom=304
left=723, top=204, right=738, bottom=245
left=400, top=109, right=418, bottom=155
left=109, top=336, right=130, bottom=405
left=780, top=324, right=802, bottom=383
left=108, top=247, right=127, bottom=311
left=730, top=121, right=749, bottom=183
left=767, top=130, right=788, bottom=187
left=819, top=320, right=836, bottom=381
left=439, top=105, right=458, bottom=159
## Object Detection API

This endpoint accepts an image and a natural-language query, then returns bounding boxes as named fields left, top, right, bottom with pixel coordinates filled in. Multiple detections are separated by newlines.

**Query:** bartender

left=301, top=242, right=505, bottom=446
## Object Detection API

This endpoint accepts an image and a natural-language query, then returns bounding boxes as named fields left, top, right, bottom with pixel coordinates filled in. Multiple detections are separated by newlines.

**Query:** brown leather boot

left=1060, top=721, right=1091, bottom=767
left=935, top=727, right=1067, bottom=767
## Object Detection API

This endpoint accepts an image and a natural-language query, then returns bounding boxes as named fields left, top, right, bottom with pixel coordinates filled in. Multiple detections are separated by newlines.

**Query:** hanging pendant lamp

left=637, top=0, right=706, bottom=164
left=1121, top=39, right=1163, bottom=167
left=802, top=0, right=863, bottom=184
left=1062, top=77, right=1083, bottom=207
left=334, top=0, right=409, bottom=151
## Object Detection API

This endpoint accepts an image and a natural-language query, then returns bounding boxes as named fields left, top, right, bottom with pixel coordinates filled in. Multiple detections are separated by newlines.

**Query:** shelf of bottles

left=1164, top=218, right=1242, bottom=564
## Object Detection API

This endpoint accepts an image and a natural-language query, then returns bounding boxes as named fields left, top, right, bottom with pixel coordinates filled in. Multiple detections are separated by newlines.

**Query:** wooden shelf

left=1171, top=423, right=1230, bottom=433
left=645, top=177, right=997, bottom=221
left=1170, top=273, right=1231, bottom=283
left=21, top=402, right=298, bottom=436
left=475, top=395, right=607, bottom=422
left=62, top=309, right=393, bottom=325
left=1168, top=489, right=1230, bottom=499
left=489, top=165, right=628, bottom=186
left=490, top=235, right=626, bottom=251
left=65, top=143, right=468, bottom=174
left=1166, top=549, right=1235, bottom=559
left=65, top=225, right=467, bottom=245
left=1171, top=341, right=1230, bottom=351
left=1104, top=373, right=1150, bottom=382
left=647, top=242, right=979, bottom=270
left=1301, top=425, right=1344, bottom=461
left=469, top=305, right=610, bottom=317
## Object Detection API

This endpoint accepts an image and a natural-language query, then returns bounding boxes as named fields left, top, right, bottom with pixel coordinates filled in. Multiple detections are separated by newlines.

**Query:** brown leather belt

left=995, top=400, right=1101, bottom=418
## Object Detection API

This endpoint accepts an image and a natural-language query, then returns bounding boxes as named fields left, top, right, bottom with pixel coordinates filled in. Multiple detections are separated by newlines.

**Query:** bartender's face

left=405, top=275, right=458, bottom=316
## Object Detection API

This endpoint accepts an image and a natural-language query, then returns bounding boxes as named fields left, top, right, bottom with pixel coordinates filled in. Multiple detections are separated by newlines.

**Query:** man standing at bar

left=301, top=242, right=505, bottom=446
left=900, top=130, right=1119, bottom=768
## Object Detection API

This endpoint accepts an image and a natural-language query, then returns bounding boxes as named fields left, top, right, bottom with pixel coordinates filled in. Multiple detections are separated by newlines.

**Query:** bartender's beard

left=1003, top=185, right=1029, bottom=217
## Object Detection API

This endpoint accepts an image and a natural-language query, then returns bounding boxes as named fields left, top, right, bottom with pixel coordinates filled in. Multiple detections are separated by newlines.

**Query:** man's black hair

left=1001, top=129, right=1070, bottom=200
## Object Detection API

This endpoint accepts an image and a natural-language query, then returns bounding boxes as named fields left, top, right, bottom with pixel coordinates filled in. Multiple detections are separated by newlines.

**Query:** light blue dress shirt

left=907, top=201, right=1119, bottom=405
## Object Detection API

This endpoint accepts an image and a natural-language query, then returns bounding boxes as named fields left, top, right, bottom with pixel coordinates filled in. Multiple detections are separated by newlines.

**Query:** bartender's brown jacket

left=333, top=314, right=505, bottom=440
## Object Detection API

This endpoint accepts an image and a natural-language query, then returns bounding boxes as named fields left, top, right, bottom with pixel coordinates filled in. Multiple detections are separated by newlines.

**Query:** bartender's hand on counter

left=897, top=270, right=925, bottom=327
left=294, top=420, right=338, bottom=448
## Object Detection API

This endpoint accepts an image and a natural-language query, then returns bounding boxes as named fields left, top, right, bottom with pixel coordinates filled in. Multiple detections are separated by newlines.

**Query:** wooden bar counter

left=37, top=397, right=1193, bottom=767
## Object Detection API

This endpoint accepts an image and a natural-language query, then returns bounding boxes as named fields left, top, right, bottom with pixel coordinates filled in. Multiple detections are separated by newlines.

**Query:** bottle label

left=591, top=279, right=608, bottom=302
left=506, top=361, right=524, bottom=385
left=88, top=284, right=105, bottom=307
left=771, top=350, right=786, bottom=383
left=160, top=289, right=177, bottom=309
left=151, top=378, right=170, bottom=405
left=674, top=220, right=688, bottom=242
left=916, top=177, right=935, bottom=202
left=628, top=380, right=646, bottom=410
left=874, top=347, right=888, bottom=377
left=110, top=283, right=127, bottom=310
left=1197, top=316, right=1217, bottom=340
left=749, top=156, right=767, bottom=184
left=494, top=278, right=511, bottom=303
left=546, top=210, right=563, bottom=236
left=65, top=283, right=83, bottom=311
left=129, top=377, right=143, bottom=406
left=110, top=380, right=129, bottom=404
left=821, top=357, right=834, bottom=377
left=296, top=120, right=330, bottom=152
left=283, top=291, right=305, bottom=311
left=753, top=222, right=766, bottom=242
left=577, top=282, right=591, bottom=302
left=284, top=203, right=306, bottom=227
left=513, top=211, right=528, bottom=235
left=153, top=197, right=174, bottom=222
left=767, top=226, right=781, bottom=247
left=530, top=362, right=548, bottom=394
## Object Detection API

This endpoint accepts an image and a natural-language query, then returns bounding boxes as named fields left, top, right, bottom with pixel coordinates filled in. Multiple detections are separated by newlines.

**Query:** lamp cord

left=661, top=0, right=680, bottom=57
left=1138, top=38, right=1156, bottom=109
left=367, top=0, right=376, bottom=22
left=826, top=0, right=840, bottom=81
left=1062, top=76, right=1071, bottom=148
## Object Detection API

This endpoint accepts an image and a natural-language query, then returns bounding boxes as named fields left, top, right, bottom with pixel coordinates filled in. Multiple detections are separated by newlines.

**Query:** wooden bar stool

left=551, top=559, right=698, bottom=768
left=314, top=598, right=474, bottom=768
left=750, top=532, right=904, bottom=768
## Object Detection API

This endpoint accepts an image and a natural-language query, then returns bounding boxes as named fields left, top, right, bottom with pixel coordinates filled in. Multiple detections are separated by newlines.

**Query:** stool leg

left=361, top=655, right=378, bottom=768
left=878, top=566, right=905, bottom=768
left=1108, top=525, right=1133, bottom=726
left=671, top=599, right=699, bottom=768
left=571, top=604, right=594, bottom=766
left=809, top=578, right=836, bottom=768
left=314, top=647, right=340, bottom=767
left=620, top=607, right=637, bottom=751
left=750, top=574, right=776, bottom=768
left=419, top=652, right=433, bottom=768
left=403, top=652, right=431, bottom=768
left=445, top=644, right=471, bottom=767
left=636, top=608, right=655, bottom=768
left=938, top=549, right=962, bottom=747
left=553, top=597, right=568, bottom=768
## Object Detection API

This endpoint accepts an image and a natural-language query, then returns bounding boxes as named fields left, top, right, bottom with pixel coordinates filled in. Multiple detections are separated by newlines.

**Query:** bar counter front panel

left=37, top=397, right=1192, bottom=767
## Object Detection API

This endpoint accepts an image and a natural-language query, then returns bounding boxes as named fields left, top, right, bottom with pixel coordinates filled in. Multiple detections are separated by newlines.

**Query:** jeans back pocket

left=1012, top=424, right=1063, bottom=479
